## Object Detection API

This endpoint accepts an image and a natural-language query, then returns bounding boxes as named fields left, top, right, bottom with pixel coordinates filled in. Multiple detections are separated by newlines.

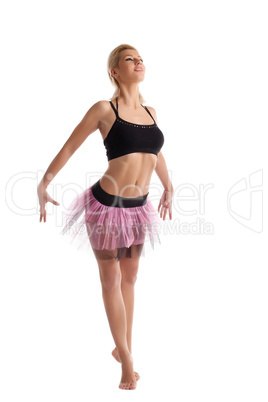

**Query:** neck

left=117, top=85, right=140, bottom=108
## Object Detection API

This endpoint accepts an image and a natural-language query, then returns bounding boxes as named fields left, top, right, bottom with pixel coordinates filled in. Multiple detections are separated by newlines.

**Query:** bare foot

left=111, top=347, right=140, bottom=381
left=118, top=352, right=137, bottom=390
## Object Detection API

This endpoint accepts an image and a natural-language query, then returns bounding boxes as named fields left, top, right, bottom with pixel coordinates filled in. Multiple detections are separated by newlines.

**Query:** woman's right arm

left=37, top=101, right=103, bottom=222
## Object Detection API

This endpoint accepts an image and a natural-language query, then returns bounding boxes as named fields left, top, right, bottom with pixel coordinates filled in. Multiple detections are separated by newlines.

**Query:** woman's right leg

left=93, top=248, right=137, bottom=390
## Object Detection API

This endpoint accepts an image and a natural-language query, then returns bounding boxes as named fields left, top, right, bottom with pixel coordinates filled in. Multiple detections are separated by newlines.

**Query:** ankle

left=116, top=345, right=131, bottom=353
left=118, top=348, right=132, bottom=362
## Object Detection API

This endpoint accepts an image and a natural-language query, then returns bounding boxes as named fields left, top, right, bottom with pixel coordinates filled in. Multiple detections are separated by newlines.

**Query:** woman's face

left=112, top=49, right=145, bottom=83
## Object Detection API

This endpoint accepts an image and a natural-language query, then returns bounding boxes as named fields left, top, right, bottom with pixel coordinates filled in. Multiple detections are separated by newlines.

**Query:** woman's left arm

left=155, top=151, right=174, bottom=220
left=148, top=106, right=174, bottom=219
left=155, top=151, right=173, bottom=193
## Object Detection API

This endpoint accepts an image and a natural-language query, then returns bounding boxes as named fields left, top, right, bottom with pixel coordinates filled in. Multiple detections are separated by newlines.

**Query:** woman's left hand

left=158, top=189, right=173, bottom=220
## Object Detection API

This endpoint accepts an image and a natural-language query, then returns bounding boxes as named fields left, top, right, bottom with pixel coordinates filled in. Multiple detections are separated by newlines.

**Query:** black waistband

left=91, top=179, right=149, bottom=208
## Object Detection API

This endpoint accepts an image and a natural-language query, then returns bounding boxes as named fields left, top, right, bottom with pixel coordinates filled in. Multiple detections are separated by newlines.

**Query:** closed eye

left=126, top=58, right=144, bottom=62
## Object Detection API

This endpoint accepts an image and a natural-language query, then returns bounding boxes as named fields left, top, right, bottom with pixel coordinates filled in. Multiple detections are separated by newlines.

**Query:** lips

left=134, top=69, right=143, bottom=71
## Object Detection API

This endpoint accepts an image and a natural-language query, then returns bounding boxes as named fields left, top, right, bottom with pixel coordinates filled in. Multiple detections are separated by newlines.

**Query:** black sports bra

left=103, top=97, right=165, bottom=161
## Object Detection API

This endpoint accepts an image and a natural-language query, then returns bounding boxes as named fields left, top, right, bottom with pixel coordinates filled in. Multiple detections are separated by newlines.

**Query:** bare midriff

left=99, top=152, right=157, bottom=198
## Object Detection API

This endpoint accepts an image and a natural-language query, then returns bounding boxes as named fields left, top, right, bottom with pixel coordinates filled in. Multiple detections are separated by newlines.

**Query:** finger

left=52, top=200, right=60, bottom=206
left=40, top=207, right=45, bottom=222
left=47, top=195, right=59, bottom=206
left=44, top=209, right=46, bottom=223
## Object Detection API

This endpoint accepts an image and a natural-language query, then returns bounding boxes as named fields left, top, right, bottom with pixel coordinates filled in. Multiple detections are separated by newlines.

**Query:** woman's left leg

left=119, top=255, right=140, bottom=353
left=111, top=245, right=143, bottom=380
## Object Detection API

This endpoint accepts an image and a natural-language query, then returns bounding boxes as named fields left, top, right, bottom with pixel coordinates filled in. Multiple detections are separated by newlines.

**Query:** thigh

left=119, top=244, right=144, bottom=281
left=92, top=243, right=144, bottom=262
left=92, top=248, right=121, bottom=288
left=119, top=243, right=144, bottom=259
left=92, top=247, right=118, bottom=261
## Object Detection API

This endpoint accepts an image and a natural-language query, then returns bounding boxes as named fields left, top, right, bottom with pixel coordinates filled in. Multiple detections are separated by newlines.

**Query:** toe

left=119, top=382, right=136, bottom=390
left=134, top=371, right=140, bottom=380
left=119, top=382, right=129, bottom=390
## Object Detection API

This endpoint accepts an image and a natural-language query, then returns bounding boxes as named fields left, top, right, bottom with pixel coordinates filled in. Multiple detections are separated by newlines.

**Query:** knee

left=120, top=259, right=139, bottom=285
left=121, top=273, right=138, bottom=286
left=100, top=272, right=121, bottom=292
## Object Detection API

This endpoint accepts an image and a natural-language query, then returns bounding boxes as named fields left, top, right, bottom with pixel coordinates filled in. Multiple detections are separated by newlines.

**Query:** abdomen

left=100, top=152, right=157, bottom=197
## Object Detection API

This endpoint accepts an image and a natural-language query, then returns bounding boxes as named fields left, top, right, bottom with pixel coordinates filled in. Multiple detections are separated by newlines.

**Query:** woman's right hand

left=37, top=185, right=60, bottom=223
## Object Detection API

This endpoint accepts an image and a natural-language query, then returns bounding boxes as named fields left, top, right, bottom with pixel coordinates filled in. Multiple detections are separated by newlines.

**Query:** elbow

left=154, top=151, right=163, bottom=169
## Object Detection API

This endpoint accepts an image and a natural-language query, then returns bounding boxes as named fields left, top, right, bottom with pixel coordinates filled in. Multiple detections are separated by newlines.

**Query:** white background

left=1, top=0, right=267, bottom=400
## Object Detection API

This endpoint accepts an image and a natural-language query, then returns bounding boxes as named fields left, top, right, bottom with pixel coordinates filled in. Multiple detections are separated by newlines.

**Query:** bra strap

left=141, top=104, right=156, bottom=124
left=109, top=100, right=118, bottom=117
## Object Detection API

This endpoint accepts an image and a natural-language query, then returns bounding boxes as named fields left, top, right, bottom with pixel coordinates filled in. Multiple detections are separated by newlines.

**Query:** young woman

left=37, top=44, right=174, bottom=390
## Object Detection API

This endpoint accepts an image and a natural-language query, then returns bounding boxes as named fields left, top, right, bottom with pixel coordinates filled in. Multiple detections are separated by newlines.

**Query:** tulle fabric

left=59, top=182, right=162, bottom=261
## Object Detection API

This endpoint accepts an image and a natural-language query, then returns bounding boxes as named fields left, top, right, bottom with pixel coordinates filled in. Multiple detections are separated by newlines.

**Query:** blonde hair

left=107, top=44, right=146, bottom=104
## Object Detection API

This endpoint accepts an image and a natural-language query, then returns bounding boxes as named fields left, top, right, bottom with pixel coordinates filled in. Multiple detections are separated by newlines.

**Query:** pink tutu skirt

left=59, top=179, right=162, bottom=261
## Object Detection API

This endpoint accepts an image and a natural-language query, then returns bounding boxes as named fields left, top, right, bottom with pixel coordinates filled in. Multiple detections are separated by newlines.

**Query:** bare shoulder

left=78, top=100, right=111, bottom=130
left=93, top=99, right=113, bottom=122
left=94, top=99, right=112, bottom=114
left=144, top=105, right=158, bottom=124
left=83, top=99, right=110, bottom=114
